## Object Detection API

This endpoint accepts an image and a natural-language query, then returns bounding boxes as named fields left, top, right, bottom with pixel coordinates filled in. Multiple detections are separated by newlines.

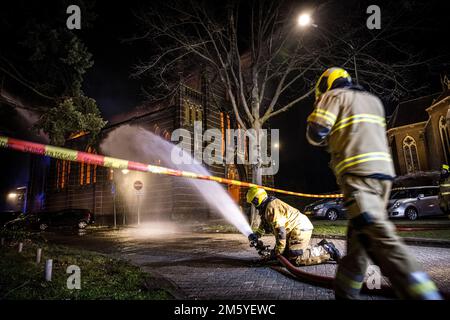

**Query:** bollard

left=45, top=259, right=53, bottom=281
left=18, top=242, right=23, bottom=253
left=1, top=238, right=4, bottom=246
left=36, top=248, right=42, bottom=264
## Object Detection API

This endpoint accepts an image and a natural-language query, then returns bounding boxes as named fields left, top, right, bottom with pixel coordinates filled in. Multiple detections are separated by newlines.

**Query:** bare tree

left=132, top=0, right=430, bottom=194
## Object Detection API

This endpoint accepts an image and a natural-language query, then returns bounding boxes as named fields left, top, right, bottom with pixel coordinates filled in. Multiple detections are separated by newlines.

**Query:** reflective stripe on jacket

left=439, top=176, right=450, bottom=199
left=306, top=88, right=395, bottom=183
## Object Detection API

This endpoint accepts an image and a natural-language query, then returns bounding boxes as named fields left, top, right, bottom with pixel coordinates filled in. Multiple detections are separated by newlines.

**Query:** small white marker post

left=18, top=242, right=23, bottom=253
left=36, top=248, right=42, bottom=264
left=1, top=238, right=4, bottom=246
left=45, top=259, right=53, bottom=281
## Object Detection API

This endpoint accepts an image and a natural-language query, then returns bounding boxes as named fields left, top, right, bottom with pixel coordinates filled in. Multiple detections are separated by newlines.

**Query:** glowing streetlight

left=273, top=143, right=280, bottom=149
left=121, top=169, right=129, bottom=175
left=7, top=192, right=17, bottom=199
left=298, top=13, right=315, bottom=27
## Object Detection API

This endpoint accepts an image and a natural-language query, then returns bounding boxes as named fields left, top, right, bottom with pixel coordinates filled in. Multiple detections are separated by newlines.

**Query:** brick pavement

left=46, top=226, right=450, bottom=300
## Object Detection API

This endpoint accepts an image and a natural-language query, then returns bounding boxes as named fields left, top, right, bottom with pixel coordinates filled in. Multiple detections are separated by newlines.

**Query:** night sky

left=0, top=0, right=449, bottom=210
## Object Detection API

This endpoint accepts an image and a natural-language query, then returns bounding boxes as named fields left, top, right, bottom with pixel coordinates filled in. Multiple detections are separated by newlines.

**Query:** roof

left=388, top=93, right=440, bottom=129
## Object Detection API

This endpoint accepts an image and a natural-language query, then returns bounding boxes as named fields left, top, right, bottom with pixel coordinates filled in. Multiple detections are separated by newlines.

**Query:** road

left=46, top=222, right=450, bottom=300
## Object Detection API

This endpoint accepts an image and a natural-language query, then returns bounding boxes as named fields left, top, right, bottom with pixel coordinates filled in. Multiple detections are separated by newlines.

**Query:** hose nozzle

left=250, top=239, right=271, bottom=258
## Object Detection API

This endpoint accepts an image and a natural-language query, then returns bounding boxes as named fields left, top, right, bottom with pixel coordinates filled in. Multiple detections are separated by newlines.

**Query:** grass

left=397, top=230, right=450, bottom=240
left=0, top=239, right=171, bottom=300
left=198, top=224, right=241, bottom=233
left=312, top=223, right=347, bottom=237
left=311, top=220, right=450, bottom=240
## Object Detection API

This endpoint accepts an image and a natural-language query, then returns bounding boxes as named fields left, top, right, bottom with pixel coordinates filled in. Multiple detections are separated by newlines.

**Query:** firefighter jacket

left=306, top=88, right=395, bottom=184
left=439, top=171, right=450, bottom=213
left=255, top=197, right=313, bottom=255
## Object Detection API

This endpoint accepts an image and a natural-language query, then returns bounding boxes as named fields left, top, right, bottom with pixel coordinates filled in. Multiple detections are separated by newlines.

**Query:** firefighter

left=306, top=67, right=442, bottom=300
left=246, top=186, right=341, bottom=266
left=439, top=164, right=450, bottom=216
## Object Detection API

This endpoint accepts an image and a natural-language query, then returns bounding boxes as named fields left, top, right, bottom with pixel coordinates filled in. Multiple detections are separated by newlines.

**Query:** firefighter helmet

left=443, top=164, right=449, bottom=171
left=315, top=67, right=352, bottom=100
left=246, top=187, right=268, bottom=207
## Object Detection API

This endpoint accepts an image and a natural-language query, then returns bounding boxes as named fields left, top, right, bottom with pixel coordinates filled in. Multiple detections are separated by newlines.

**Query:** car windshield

left=390, top=190, right=411, bottom=199
left=391, top=187, right=438, bottom=199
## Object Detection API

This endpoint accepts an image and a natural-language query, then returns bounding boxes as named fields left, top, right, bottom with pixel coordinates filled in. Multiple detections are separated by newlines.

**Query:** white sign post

left=133, top=181, right=143, bottom=225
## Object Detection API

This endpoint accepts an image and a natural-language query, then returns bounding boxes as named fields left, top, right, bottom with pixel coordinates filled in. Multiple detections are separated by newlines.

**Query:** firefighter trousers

left=334, top=175, right=442, bottom=300
left=285, top=228, right=331, bottom=266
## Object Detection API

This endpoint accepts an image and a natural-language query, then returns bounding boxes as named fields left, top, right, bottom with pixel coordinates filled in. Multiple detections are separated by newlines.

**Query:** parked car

left=4, top=208, right=94, bottom=231
left=388, top=186, right=445, bottom=220
left=303, top=198, right=346, bottom=221
left=0, top=210, right=22, bottom=227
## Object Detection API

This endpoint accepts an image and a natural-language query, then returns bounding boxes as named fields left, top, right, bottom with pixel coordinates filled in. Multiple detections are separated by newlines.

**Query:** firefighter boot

left=294, top=246, right=332, bottom=266
left=318, top=239, right=342, bottom=262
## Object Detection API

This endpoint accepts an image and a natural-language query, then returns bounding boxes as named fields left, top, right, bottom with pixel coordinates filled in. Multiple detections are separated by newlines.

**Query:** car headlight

left=313, top=204, right=325, bottom=210
left=392, top=201, right=401, bottom=209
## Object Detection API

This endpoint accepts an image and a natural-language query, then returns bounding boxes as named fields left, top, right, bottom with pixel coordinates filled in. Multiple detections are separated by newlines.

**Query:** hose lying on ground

left=274, top=254, right=450, bottom=300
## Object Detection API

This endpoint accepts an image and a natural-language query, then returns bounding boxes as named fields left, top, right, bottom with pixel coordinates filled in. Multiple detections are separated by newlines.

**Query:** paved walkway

left=47, top=224, right=450, bottom=300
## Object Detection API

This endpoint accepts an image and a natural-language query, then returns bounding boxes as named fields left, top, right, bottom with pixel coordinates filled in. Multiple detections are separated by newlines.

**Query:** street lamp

left=297, top=12, right=359, bottom=84
left=7, top=192, right=17, bottom=199
left=273, top=143, right=280, bottom=149
left=121, top=169, right=129, bottom=175
left=298, top=13, right=312, bottom=27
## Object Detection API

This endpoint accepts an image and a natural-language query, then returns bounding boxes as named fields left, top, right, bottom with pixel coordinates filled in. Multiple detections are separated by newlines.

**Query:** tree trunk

left=250, top=120, right=263, bottom=228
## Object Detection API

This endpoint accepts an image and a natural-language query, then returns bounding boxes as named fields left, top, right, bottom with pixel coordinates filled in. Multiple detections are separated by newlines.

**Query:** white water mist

left=100, top=125, right=252, bottom=236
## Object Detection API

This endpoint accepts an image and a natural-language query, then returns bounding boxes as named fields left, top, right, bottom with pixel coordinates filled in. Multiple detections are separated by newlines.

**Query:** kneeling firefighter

left=246, top=186, right=341, bottom=266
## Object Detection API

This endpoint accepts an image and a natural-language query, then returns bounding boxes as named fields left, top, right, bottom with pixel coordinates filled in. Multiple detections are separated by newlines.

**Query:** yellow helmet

left=315, top=67, right=352, bottom=100
left=443, top=164, right=449, bottom=171
left=246, top=187, right=268, bottom=207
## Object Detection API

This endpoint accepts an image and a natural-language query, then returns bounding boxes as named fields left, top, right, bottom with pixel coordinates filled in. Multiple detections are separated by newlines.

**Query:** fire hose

left=274, top=253, right=450, bottom=300
left=249, top=237, right=449, bottom=299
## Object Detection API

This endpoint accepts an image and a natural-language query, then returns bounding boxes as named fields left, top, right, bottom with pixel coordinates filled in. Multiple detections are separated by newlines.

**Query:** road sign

left=133, top=180, right=143, bottom=191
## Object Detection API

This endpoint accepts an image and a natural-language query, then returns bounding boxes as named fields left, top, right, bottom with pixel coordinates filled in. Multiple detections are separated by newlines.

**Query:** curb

left=312, top=234, right=450, bottom=248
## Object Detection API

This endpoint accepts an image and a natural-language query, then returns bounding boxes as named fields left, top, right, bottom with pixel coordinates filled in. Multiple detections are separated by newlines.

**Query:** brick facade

left=31, top=77, right=274, bottom=225
left=387, top=87, right=450, bottom=177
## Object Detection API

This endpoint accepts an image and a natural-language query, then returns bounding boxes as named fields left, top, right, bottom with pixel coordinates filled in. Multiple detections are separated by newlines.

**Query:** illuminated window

left=183, top=99, right=203, bottom=126
left=108, top=169, right=114, bottom=181
left=56, top=160, right=70, bottom=189
left=196, top=108, right=203, bottom=122
left=79, top=162, right=84, bottom=185
left=403, top=135, right=420, bottom=173
left=164, top=131, right=170, bottom=140
left=86, top=147, right=91, bottom=185
left=190, top=106, right=196, bottom=125
left=86, top=164, right=91, bottom=184
left=61, top=161, right=70, bottom=189
left=439, top=116, right=450, bottom=163
left=56, top=160, right=60, bottom=188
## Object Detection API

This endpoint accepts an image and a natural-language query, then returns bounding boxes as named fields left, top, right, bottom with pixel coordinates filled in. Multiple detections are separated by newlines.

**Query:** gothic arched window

left=403, top=135, right=420, bottom=173
left=439, top=115, right=450, bottom=163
